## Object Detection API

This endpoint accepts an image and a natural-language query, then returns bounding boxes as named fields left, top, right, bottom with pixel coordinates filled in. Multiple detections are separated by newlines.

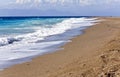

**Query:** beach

left=0, top=17, right=120, bottom=77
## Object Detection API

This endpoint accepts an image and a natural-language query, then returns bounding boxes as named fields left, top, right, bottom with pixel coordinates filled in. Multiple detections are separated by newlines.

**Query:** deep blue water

left=0, top=16, right=97, bottom=70
left=0, top=17, right=66, bottom=36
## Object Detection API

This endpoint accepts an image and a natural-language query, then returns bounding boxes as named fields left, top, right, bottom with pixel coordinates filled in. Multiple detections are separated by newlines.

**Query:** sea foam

left=0, top=17, right=98, bottom=70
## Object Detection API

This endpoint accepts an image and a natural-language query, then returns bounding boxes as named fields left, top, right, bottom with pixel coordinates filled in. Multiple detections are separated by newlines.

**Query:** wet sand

left=0, top=17, right=120, bottom=77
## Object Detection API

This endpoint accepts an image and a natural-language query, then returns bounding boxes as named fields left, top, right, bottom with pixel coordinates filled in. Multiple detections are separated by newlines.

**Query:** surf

left=0, top=17, right=98, bottom=70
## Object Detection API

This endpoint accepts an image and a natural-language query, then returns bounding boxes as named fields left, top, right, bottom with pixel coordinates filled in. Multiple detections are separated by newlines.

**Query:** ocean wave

left=0, top=17, right=98, bottom=70
left=0, top=18, right=97, bottom=47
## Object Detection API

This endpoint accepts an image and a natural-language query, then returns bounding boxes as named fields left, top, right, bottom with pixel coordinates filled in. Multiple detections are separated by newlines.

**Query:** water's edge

left=0, top=17, right=98, bottom=71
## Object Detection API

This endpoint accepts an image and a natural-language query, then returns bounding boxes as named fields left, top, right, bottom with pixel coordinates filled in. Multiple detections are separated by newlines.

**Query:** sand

left=0, top=17, right=120, bottom=77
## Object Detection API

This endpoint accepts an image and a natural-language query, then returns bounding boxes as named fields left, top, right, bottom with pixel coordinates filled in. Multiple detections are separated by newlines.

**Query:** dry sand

left=0, top=17, right=120, bottom=77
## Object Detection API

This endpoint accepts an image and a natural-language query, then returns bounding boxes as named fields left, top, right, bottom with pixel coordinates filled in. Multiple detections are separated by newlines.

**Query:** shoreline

left=0, top=17, right=96, bottom=70
left=0, top=17, right=120, bottom=77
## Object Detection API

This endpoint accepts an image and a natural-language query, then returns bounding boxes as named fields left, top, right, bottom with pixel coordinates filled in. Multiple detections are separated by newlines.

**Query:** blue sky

left=0, top=0, right=120, bottom=16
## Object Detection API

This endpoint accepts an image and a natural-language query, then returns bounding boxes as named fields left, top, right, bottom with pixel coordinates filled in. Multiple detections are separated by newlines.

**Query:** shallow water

left=0, top=17, right=97, bottom=70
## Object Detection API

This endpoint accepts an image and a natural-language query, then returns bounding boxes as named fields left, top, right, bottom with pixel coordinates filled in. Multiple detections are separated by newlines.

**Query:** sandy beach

left=0, top=17, right=120, bottom=77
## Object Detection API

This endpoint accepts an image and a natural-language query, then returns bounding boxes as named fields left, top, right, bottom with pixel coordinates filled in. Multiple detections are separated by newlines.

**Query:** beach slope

left=0, top=17, right=120, bottom=77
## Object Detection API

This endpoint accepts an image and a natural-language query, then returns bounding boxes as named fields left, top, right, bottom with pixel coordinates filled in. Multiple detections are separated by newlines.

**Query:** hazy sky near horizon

left=0, top=0, right=120, bottom=16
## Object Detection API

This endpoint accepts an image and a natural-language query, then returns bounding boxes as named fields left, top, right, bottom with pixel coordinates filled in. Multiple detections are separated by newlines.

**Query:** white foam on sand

left=0, top=17, right=98, bottom=70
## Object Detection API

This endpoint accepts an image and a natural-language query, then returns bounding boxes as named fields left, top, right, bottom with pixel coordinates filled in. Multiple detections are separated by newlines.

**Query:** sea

left=0, top=16, right=98, bottom=70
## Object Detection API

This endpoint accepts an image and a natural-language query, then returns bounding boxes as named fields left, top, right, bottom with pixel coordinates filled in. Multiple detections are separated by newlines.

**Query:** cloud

left=14, top=0, right=120, bottom=6
left=79, top=0, right=94, bottom=6
left=5, top=0, right=120, bottom=9
left=16, top=0, right=31, bottom=4
left=15, top=0, right=58, bottom=4
left=0, top=0, right=120, bottom=16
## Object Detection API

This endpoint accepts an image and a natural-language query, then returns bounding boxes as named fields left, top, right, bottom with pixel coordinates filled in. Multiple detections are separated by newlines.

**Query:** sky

left=0, top=0, right=120, bottom=16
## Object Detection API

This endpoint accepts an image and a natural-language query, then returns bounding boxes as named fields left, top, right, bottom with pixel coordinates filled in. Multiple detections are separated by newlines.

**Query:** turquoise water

left=0, top=17, right=64, bottom=36
left=0, top=17, right=97, bottom=70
